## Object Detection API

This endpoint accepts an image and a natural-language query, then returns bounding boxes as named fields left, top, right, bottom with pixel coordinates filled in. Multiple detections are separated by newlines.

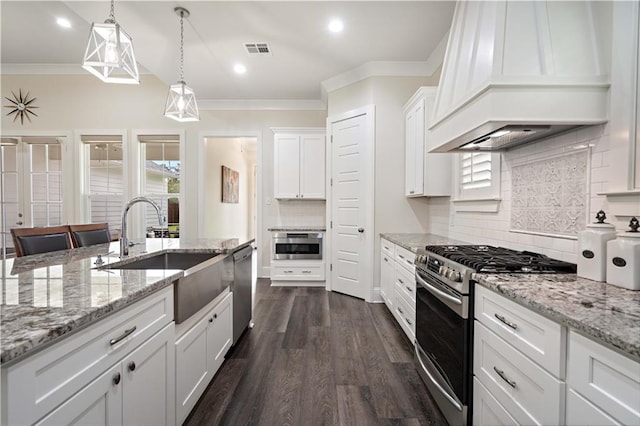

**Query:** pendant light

left=164, top=7, right=199, bottom=122
left=82, top=0, right=139, bottom=84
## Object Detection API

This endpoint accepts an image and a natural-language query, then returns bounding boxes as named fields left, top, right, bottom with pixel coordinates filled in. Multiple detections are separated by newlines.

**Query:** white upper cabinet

left=273, top=128, right=326, bottom=200
left=403, top=87, right=451, bottom=197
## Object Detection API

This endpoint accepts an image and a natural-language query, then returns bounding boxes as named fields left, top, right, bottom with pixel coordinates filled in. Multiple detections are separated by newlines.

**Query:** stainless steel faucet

left=120, top=197, right=163, bottom=258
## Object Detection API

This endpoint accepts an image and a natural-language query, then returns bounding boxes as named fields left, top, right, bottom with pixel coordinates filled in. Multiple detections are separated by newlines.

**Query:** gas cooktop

left=422, top=245, right=577, bottom=274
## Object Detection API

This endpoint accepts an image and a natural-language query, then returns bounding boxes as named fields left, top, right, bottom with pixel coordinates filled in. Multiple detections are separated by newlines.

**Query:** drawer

left=381, top=238, right=395, bottom=258
left=394, top=263, right=415, bottom=304
left=394, top=283, right=415, bottom=343
left=271, top=263, right=325, bottom=281
left=3, top=286, right=174, bottom=426
left=474, top=321, right=564, bottom=426
left=395, top=245, right=415, bottom=273
left=567, top=330, right=640, bottom=425
left=566, top=388, right=620, bottom=426
left=473, top=377, right=518, bottom=426
left=475, top=285, right=565, bottom=377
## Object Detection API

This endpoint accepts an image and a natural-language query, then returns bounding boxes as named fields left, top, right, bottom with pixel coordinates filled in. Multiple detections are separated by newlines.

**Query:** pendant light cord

left=108, top=0, right=116, bottom=22
left=179, top=11, right=185, bottom=82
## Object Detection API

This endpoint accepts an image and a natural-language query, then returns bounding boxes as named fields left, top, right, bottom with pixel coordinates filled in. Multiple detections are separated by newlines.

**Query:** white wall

left=202, top=137, right=254, bottom=240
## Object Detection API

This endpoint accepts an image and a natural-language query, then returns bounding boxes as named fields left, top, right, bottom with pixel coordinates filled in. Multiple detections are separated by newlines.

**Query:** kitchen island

left=1, top=237, right=253, bottom=426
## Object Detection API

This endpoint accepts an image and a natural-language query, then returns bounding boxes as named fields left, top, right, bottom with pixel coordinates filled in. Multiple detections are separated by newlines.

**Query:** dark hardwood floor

left=184, top=279, right=447, bottom=426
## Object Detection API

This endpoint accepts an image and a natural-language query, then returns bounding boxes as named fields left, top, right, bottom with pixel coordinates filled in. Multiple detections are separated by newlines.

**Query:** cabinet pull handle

left=209, top=318, right=213, bottom=323
left=398, top=307, right=404, bottom=315
left=128, top=361, right=136, bottom=372
left=398, top=278, right=404, bottom=284
left=494, top=313, right=518, bottom=330
left=406, top=318, right=413, bottom=326
left=109, top=326, right=137, bottom=346
left=493, top=366, right=516, bottom=388
left=406, top=286, right=413, bottom=293
left=302, top=270, right=312, bottom=274
left=398, top=254, right=405, bottom=260
left=406, top=259, right=413, bottom=266
left=113, top=372, right=121, bottom=386
left=409, top=190, right=415, bottom=194
left=284, top=270, right=293, bottom=273
left=384, top=258, right=388, bottom=262
left=214, top=313, right=218, bottom=319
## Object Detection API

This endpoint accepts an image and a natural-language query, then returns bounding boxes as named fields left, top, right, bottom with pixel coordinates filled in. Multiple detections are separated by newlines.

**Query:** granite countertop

left=1, top=237, right=253, bottom=365
left=380, top=233, right=470, bottom=252
left=474, top=273, right=640, bottom=360
left=268, top=226, right=326, bottom=232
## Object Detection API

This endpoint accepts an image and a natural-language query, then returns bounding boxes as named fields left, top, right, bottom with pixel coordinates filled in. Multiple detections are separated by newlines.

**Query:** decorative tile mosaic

left=511, top=151, right=588, bottom=236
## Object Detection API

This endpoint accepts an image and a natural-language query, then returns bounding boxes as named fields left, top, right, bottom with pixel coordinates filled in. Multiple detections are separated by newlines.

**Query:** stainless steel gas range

left=414, top=245, right=576, bottom=426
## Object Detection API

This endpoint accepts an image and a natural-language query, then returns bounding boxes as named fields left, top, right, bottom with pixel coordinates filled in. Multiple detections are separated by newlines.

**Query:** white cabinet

left=380, top=241, right=394, bottom=309
left=403, top=87, right=451, bottom=197
left=2, top=287, right=176, bottom=426
left=273, top=128, right=326, bottom=200
left=271, top=260, right=325, bottom=282
left=175, top=291, right=233, bottom=425
left=379, top=238, right=416, bottom=343
left=566, top=331, right=640, bottom=426
left=473, top=285, right=565, bottom=426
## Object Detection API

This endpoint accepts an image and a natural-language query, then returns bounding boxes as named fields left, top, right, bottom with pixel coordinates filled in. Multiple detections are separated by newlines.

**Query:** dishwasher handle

left=233, top=246, right=253, bottom=262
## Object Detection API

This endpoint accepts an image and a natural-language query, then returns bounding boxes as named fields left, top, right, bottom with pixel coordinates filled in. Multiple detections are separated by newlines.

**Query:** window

left=140, top=135, right=180, bottom=236
left=82, top=135, right=124, bottom=234
left=454, top=152, right=501, bottom=212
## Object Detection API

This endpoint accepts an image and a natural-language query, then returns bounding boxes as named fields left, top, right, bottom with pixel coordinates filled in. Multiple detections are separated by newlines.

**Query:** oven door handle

left=415, top=345, right=463, bottom=412
left=416, top=273, right=462, bottom=305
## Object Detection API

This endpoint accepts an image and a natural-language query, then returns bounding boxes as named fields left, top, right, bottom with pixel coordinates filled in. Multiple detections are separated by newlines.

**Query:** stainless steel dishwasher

left=232, top=245, right=253, bottom=345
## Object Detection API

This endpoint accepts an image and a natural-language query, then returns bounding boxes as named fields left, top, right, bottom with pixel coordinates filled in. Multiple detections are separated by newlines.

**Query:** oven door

left=415, top=268, right=471, bottom=425
left=272, top=233, right=323, bottom=260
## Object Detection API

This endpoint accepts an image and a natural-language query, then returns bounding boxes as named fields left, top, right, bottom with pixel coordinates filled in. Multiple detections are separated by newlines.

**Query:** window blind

left=461, top=153, right=492, bottom=190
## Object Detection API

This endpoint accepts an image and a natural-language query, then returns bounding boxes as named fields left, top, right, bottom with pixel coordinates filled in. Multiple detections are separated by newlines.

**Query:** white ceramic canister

left=577, top=210, right=617, bottom=282
left=606, top=217, right=640, bottom=290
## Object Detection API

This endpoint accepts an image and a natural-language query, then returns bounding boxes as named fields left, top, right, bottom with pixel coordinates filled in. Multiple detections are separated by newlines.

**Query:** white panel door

left=329, top=109, right=373, bottom=300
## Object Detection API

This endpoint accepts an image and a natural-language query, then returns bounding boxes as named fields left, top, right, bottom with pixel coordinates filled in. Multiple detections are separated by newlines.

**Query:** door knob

left=358, top=228, right=364, bottom=233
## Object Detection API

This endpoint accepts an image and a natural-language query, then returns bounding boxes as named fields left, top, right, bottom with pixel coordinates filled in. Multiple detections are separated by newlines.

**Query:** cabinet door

left=274, top=134, right=301, bottom=199
left=380, top=248, right=393, bottom=310
left=412, top=99, right=425, bottom=196
left=175, top=314, right=211, bottom=425
left=405, top=106, right=417, bottom=196
left=207, top=292, right=233, bottom=375
left=35, top=364, right=122, bottom=426
left=300, top=134, right=326, bottom=199
left=123, top=323, right=175, bottom=426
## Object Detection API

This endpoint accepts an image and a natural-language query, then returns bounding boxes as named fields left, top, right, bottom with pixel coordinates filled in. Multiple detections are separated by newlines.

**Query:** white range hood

left=429, top=1, right=610, bottom=152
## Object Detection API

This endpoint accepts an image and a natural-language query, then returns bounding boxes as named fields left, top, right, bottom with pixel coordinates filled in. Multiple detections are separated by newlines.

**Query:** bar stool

left=11, top=226, right=73, bottom=257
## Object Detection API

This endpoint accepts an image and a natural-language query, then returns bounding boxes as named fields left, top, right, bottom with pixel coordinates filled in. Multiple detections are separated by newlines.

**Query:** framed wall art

left=221, top=165, right=239, bottom=203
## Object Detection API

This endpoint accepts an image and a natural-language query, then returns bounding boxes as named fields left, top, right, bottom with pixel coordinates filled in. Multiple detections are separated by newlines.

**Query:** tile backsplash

left=273, top=199, right=326, bottom=227
left=428, top=124, right=627, bottom=264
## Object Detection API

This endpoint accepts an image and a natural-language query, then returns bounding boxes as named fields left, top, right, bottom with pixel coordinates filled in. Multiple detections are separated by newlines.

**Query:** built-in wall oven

left=414, top=245, right=577, bottom=426
left=272, top=232, right=323, bottom=260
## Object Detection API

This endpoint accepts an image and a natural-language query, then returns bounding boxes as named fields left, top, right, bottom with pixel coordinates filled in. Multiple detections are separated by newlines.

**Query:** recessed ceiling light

left=328, top=19, right=344, bottom=33
left=56, top=17, right=71, bottom=28
left=234, top=64, right=247, bottom=75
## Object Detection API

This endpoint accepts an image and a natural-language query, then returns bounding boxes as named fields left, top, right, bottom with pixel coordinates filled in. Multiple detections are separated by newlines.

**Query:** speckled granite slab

left=380, top=233, right=470, bottom=253
left=267, top=227, right=326, bottom=232
left=1, top=237, right=253, bottom=365
left=474, top=273, right=640, bottom=360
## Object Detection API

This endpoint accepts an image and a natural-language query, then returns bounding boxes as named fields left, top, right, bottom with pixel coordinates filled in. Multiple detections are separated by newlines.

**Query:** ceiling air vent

left=244, top=42, right=271, bottom=55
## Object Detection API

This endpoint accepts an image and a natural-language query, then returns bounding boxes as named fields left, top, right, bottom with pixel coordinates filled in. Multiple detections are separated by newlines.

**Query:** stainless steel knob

left=113, top=372, right=121, bottom=385
left=128, top=361, right=136, bottom=372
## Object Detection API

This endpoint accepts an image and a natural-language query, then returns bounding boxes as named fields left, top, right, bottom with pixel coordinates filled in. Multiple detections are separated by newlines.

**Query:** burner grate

left=424, top=245, right=576, bottom=273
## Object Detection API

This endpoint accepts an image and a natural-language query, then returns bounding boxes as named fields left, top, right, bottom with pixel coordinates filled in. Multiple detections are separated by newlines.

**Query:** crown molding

left=320, top=32, right=448, bottom=94
left=198, top=99, right=326, bottom=111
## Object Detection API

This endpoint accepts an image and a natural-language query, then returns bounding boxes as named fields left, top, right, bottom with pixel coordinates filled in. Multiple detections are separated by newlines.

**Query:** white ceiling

left=1, top=1, right=455, bottom=103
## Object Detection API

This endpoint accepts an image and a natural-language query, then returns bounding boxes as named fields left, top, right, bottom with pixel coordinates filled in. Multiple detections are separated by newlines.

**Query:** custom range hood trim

left=428, top=1, right=610, bottom=153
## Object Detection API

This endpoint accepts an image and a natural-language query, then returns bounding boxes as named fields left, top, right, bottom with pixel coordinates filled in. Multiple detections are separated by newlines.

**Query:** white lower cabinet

left=379, top=238, right=416, bottom=343
left=566, top=330, right=640, bottom=425
left=175, top=291, right=233, bottom=425
left=474, top=285, right=640, bottom=426
left=1, top=287, right=175, bottom=426
left=271, top=261, right=325, bottom=281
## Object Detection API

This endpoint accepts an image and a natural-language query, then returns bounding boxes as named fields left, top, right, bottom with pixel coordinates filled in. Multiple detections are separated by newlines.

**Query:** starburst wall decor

left=4, top=89, right=38, bottom=125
